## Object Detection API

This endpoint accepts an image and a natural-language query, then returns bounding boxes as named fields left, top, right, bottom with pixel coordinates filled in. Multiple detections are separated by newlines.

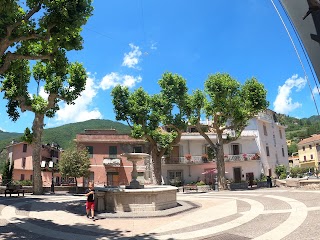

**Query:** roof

left=298, top=134, right=320, bottom=145
left=76, top=134, right=147, bottom=144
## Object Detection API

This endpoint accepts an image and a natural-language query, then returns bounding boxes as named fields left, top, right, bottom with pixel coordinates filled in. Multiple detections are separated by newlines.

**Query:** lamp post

left=214, top=171, right=219, bottom=192
left=49, top=161, right=55, bottom=194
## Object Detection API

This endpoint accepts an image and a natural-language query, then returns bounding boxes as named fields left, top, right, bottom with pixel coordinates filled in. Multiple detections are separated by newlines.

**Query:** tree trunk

left=151, top=146, right=162, bottom=185
left=32, top=113, right=44, bottom=195
left=216, top=134, right=227, bottom=189
left=75, top=178, right=78, bottom=194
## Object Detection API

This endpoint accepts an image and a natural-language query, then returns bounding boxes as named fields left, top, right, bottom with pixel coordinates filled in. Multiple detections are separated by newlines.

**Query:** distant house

left=75, top=129, right=150, bottom=187
left=4, top=141, right=62, bottom=186
left=162, top=109, right=288, bottom=185
left=297, top=134, right=320, bottom=169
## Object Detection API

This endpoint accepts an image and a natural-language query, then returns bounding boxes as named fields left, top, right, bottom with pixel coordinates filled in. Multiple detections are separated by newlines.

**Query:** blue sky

left=0, top=0, right=319, bottom=133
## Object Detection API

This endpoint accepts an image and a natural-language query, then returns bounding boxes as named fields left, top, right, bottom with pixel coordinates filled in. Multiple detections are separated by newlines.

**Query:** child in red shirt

left=85, top=182, right=95, bottom=221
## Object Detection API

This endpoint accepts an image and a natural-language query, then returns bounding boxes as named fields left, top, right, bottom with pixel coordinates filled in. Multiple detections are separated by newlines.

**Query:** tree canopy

left=59, top=144, right=91, bottom=190
left=188, top=73, right=269, bottom=189
left=0, top=0, right=93, bottom=76
left=111, top=72, right=189, bottom=184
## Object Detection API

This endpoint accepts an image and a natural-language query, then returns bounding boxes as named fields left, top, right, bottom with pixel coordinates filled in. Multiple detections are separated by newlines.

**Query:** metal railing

left=163, top=153, right=260, bottom=164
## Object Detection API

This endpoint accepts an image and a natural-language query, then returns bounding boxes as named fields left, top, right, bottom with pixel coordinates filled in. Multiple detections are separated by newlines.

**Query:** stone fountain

left=122, top=152, right=148, bottom=189
left=95, top=153, right=178, bottom=212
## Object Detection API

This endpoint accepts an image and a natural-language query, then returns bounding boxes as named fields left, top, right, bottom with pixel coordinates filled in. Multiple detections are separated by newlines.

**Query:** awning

left=103, top=158, right=121, bottom=167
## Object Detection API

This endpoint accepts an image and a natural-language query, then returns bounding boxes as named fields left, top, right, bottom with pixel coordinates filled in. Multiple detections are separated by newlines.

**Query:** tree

left=0, top=0, right=93, bottom=76
left=59, top=144, right=90, bottom=193
left=1, top=159, right=14, bottom=185
left=1, top=56, right=87, bottom=194
left=0, top=1, right=93, bottom=195
left=0, top=149, right=8, bottom=176
left=275, top=165, right=287, bottom=179
left=188, top=73, right=268, bottom=189
left=111, top=72, right=189, bottom=184
left=287, top=143, right=298, bottom=156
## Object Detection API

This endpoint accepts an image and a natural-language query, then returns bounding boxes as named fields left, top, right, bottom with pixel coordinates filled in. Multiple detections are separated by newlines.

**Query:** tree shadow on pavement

left=0, top=217, right=161, bottom=240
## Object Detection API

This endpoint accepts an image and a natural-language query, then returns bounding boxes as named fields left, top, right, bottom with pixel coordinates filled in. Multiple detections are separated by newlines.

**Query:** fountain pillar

left=121, top=153, right=149, bottom=189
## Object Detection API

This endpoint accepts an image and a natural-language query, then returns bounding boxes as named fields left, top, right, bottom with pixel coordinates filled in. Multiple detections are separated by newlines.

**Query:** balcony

left=162, top=155, right=213, bottom=164
left=224, top=153, right=260, bottom=162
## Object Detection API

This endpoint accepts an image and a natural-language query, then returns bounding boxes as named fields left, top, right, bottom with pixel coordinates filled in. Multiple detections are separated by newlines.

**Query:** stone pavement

left=1, top=188, right=320, bottom=239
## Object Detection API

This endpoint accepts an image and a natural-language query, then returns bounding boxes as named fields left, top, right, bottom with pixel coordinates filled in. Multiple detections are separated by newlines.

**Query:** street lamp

left=48, top=161, right=55, bottom=194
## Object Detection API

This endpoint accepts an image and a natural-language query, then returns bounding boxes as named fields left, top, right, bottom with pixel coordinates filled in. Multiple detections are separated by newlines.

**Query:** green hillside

left=0, top=115, right=319, bottom=152
left=0, top=119, right=131, bottom=150
left=0, top=130, right=22, bottom=141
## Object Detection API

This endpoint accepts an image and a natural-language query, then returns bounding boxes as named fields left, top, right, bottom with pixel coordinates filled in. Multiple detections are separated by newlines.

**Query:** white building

left=161, top=109, right=288, bottom=185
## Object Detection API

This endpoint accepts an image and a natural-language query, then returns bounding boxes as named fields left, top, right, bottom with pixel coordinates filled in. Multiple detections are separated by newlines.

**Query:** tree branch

left=6, top=3, right=42, bottom=37
left=0, top=52, right=52, bottom=75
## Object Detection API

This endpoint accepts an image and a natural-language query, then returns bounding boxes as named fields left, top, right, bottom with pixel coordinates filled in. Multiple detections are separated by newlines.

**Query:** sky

left=0, top=0, right=319, bottom=133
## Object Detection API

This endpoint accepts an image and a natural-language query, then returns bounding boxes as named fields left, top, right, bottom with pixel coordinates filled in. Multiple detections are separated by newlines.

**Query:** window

left=23, top=144, right=27, bottom=152
left=303, top=146, right=305, bottom=151
left=279, top=129, right=282, bottom=139
left=311, top=154, right=314, bottom=160
left=21, top=174, right=25, bottom=181
left=87, top=146, right=93, bottom=158
left=22, top=157, right=26, bottom=169
left=309, top=145, right=312, bottom=149
left=304, top=156, right=306, bottom=161
left=263, top=125, right=267, bottom=136
left=266, top=146, right=270, bottom=156
left=133, top=146, right=142, bottom=153
left=168, top=170, right=183, bottom=186
left=231, top=144, right=240, bottom=155
left=282, top=148, right=285, bottom=157
left=109, top=146, right=117, bottom=158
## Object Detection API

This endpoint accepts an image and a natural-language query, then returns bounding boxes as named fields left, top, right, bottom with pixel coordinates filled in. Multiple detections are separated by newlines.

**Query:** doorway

left=107, top=171, right=119, bottom=186
left=233, top=167, right=242, bottom=183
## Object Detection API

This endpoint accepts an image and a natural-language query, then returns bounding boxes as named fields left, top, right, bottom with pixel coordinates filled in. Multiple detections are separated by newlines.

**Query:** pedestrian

left=267, top=176, right=272, bottom=188
left=85, top=182, right=95, bottom=221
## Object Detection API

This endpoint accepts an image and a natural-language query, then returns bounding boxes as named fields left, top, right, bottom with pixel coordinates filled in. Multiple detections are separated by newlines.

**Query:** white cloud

left=273, top=74, right=306, bottom=114
left=122, top=43, right=142, bottom=69
left=52, top=76, right=102, bottom=125
left=99, top=72, right=142, bottom=90
left=39, top=86, right=49, bottom=100
left=0, top=127, right=5, bottom=132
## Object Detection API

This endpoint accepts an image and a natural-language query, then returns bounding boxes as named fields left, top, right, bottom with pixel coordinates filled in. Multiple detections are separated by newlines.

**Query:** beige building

left=297, top=134, right=320, bottom=169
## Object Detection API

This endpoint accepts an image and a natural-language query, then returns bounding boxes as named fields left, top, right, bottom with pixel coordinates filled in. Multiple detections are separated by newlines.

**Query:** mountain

left=0, top=115, right=319, bottom=151
left=276, top=113, right=320, bottom=142
left=0, top=119, right=131, bottom=150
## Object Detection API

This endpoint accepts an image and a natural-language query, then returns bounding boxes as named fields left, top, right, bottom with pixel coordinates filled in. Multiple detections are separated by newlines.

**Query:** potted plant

left=201, top=154, right=208, bottom=163
left=251, top=153, right=260, bottom=160
left=184, top=154, right=192, bottom=161
left=242, top=153, right=248, bottom=161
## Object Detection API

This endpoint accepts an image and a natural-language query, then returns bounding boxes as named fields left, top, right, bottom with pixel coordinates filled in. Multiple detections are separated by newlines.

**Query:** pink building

left=5, top=141, right=62, bottom=186
left=75, top=129, right=150, bottom=187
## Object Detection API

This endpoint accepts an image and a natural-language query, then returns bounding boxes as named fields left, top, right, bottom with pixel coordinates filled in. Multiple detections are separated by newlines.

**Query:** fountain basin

left=95, top=185, right=178, bottom=212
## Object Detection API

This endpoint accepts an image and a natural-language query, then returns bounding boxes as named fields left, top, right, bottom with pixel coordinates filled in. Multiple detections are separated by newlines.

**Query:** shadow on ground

left=0, top=217, right=161, bottom=240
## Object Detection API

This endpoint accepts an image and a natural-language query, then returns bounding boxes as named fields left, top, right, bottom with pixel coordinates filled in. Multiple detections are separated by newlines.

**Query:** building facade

left=297, top=134, right=320, bottom=170
left=75, top=129, right=150, bottom=187
left=5, top=141, right=61, bottom=186
left=162, top=110, right=288, bottom=185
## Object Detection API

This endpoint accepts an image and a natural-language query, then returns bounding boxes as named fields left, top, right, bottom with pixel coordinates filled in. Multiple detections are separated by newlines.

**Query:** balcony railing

left=163, top=153, right=260, bottom=164
left=224, top=154, right=259, bottom=162
left=162, top=155, right=214, bottom=164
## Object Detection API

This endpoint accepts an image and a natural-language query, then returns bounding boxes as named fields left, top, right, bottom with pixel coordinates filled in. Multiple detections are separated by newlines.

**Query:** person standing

left=85, top=182, right=95, bottom=221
